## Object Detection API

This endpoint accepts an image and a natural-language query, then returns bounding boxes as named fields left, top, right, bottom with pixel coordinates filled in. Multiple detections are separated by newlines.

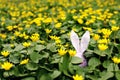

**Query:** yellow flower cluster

left=45, top=29, right=52, bottom=34
left=55, top=23, right=62, bottom=29
left=93, top=34, right=100, bottom=41
left=73, top=74, right=84, bottom=80
left=19, top=32, right=29, bottom=40
left=98, top=44, right=108, bottom=51
left=1, top=51, right=10, bottom=57
left=23, top=42, right=31, bottom=47
left=92, top=28, right=112, bottom=51
left=112, top=57, right=120, bottom=64
left=58, top=48, right=67, bottom=56
left=0, top=33, right=7, bottom=39
left=111, top=26, right=119, bottom=31
left=1, top=62, right=13, bottom=70
left=101, top=29, right=112, bottom=38
left=6, top=26, right=13, bottom=31
left=43, top=18, right=52, bottom=24
left=58, top=48, right=76, bottom=56
left=30, top=33, right=40, bottom=42
left=98, top=39, right=109, bottom=44
left=49, top=35, right=61, bottom=44
left=14, top=31, right=29, bottom=40
left=20, top=59, right=29, bottom=65
left=68, top=50, right=76, bottom=56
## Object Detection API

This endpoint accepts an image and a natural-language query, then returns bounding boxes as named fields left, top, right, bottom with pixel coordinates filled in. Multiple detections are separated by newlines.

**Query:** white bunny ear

left=70, top=30, right=80, bottom=53
left=80, top=31, right=90, bottom=53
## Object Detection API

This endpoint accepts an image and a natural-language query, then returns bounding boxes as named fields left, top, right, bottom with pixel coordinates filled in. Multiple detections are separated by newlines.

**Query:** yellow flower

left=77, top=18, right=83, bottom=24
left=18, top=27, right=23, bottom=31
left=58, top=48, right=67, bottom=56
left=1, top=34, right=7, bottom=39
left=111, top=26, right=119, bottom=31
left=14, top=31, right=20, bottom=36
left=60, top=30, right=65, bottom=33
left=68, top=50, right=76, bottom=56
left=30, top=35, right=39, bottom=42
left=11, top=36, right=15, bottom=40
left=55, top=23, right=62, bottom=29
left=114, top=11, right=118, bottom=14
left=30, top=33, right=40, bottom=42
left=45, top=29, right=52, bottom=34
left=10, top=44, right=14, bottom=48
left=24, top=35, right=29, bottom=40
left=20, top=59, right=29, bottom=65
left=98, top=39, right=109, bottom=44
left=101, top=28, right=112, bottom=38
left=49, top=35, right=60, bottom=40
left=98, top=44, right=108, bottom=51
left=1, top=51, right=10, bottom=57
left=83, top=27, right=92, bottom=32
left=112, top=57, right=120, bottom=64
left=19, top=33, right=24, bottom=37
left=26, top=24, right=30, bottom=28
left=55, top=39, right=61, bottom=44
left=110, top=20, right=116, bottom=24
left=73, top=74, right=84, bottom=80
left=40, top=40, right=45, bottom=44
left=23, top=42, right=31, bottom=47
left=93, top=34, right=100, bottom=40
left=72, top=28, right=77, bottom=32
left=31, top=18, right=42, bottom=26
left=43, top=18, right=52, bottom=23
left=73, top=16, right=78, bottom=20
left=1, top=62, right=13, bottom=70
left=6, top=26, right=13, bottom=31
left=71, top=9, right=76, bottom=14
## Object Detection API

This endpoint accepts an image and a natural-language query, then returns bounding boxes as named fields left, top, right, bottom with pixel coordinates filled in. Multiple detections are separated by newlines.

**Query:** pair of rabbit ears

left=70, top=30, right=90, bottom=54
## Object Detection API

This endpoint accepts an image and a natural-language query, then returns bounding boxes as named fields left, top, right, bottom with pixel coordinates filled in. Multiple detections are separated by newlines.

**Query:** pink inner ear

left=79, top=58, right=87, bottom=67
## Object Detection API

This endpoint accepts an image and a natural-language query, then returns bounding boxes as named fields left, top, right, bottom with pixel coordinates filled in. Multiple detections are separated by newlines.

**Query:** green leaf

left=114, top=64, right=119, bottom=71
left=100, top=71, right=114, bottom=80
left=9, top=54, right=20, bottom=64
left=30, top=52, right=40, bottom=63
left=107, top=63, right=114, bottom=71
left=39, top=52, right=49, bottom=60
left=2, top=44, right=12, bottom=51
left=22, top=77, right=35, bottom=80
left=62, top=54, right=70, bottom=70
left=68, top=63, right=74, bottom=74
left=3, top=72, right=9, bottom=77
left=71, top=56, right=83, bottom=64
left=86, top=75, right=98, bottom=80
left=107, top=63, right=119, bottom=71
left=27, top=48, right=34, bottom=55
left=59, top=63, right=63, bottom=72
left=103, top=60, right=111, bottom=68
left=50, top=70, right=61, bottom=79
left=116, top=44, right=120, bottom=53
left=39, top=74, right=52, bottom=80
left=62, top=55, right=71, bottom=77
left=47, top=43, right=57, bottom=52
left=94, top=49, right=106, bottom=56
left=51, top=54, right=60, bottom=64
left=116, top=71, right=120, bottom=80
left=88, top=57, right=101, bottom=67
left=25, top=62, right=38, bottom=70
left=35, top=45, right=46, bottom=51
left=14, top=44, right=24, bottom=51
left=39, top=65, right=53, bottom=72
